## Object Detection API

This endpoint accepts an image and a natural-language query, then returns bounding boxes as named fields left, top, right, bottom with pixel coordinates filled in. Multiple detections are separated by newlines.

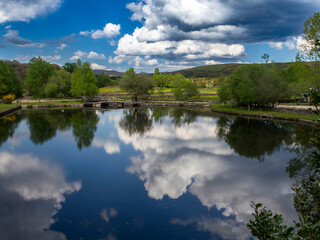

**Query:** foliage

left=0, top=61, right=22, bottom=98
left=262, top=53, right=270, bottom=63
left=171, top=74, right=199, bottom=100
left=119, top=68, right=155, bottom=101
left=247, top=202, right=295, bottom=239
left=224, top=64, right=291, bottom=109
left=25, top=57, right=56, bottom=97
left=217, top=75, right=230, bottom=104
left=96, top=72, right=112, bottom=88
left=44, top=70, right=72, bottom=98
left=247, top=121, right=320, bottom=240
left=70, top=60, right=98, bottom=98
left=2, top=94, right=15, bottom=104
left=63, top=62, right=77, bottom=73
left=153, top=68, right=172, bottom=88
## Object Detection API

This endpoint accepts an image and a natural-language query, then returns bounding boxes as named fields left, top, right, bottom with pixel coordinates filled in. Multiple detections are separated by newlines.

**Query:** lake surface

left=0, top=108, right=314, bottom=240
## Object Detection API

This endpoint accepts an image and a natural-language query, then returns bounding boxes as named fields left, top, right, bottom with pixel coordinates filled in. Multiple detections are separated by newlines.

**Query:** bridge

left=83, top=101, right=147, bottom=109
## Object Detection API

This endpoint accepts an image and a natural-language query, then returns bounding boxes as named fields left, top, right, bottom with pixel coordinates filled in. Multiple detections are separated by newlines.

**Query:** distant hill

left=169, top=62, right=292, bottom=78
left=93, top=69, right=125, bottom=77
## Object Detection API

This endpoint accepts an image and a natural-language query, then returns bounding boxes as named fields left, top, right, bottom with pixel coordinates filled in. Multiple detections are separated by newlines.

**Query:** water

left=0, top=108, right=314, bottom=240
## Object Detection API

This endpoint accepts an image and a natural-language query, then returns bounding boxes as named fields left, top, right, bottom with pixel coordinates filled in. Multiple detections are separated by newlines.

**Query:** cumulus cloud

left=80, top=23, right=121, bottom=39
left=107, top=112, right=297, bottom=227
left=88, top=51, right=106, bottom=59
left=0, top=152, right=81, bottom=239
left=70, top=50, right=105, bottom=61
left=4, top=30, right=46, bottom=48
left=0, top=0, right=61, bottom=24
left=93, top=138, right=120, bottom=154
left=90, top=63, right=108, bottom=70
left=110, top=0, right=319, bottom=70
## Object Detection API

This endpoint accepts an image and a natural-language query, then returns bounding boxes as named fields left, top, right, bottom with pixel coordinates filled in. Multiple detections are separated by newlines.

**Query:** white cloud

left=268, top=36, right=298, bottom=50
left=81, top=23, right=121, bottom=40
left=0, top=0, right=61, bottom=24
left=93, top=138, right=120, bottom=154
left=70, top=50, right=86, bottom=61
left=91, top=63, right=108, bottom=71
left=0, top=151, right=81, bottom=239
left=88, top=51, right=106, bottom=60
left=107, top=113, right=297, bottom=226
left=115, top=35, right=245, bottom=61
left=41, top=55, right=61, bottom=62
left=57, top=43, right=67, bottom=51
left=70, top=50, right=105, bottom=61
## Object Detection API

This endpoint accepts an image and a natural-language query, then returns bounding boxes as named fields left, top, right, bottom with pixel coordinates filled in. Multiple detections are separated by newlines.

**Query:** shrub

left=2, top=94, right=15, bottom=104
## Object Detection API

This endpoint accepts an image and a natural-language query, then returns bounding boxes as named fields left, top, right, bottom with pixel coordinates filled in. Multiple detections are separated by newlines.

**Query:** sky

left=0, top=0, right=319, bottom=73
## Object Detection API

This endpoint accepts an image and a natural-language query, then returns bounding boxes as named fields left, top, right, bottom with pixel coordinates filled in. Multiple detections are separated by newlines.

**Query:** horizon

left=0, top=0, right=319, bottom=73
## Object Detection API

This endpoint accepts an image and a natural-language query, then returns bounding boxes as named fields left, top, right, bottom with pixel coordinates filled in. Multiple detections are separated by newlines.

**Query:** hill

left=93, top=69, right=125, bottom=77
left=169, top=62, right=292, bottom=78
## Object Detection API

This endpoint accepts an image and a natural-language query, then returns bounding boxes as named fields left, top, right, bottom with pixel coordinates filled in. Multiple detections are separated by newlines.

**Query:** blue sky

left=0, top=0, right=319, bottom=72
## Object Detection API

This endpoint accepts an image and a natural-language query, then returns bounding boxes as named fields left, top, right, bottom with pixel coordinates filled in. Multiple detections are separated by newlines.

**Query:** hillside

left=170, top=62, right=292, bottom=78
left=93, top=69, right=125, bottom=77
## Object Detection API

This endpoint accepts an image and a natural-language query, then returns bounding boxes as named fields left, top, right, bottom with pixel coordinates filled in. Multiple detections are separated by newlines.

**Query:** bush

left=2, top=94, right=15, bottom=104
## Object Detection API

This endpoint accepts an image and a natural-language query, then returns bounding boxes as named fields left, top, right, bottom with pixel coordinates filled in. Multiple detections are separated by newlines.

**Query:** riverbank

left=1, top=101, right=319, bottom=125
left=210, top=104, right=318, bottom=125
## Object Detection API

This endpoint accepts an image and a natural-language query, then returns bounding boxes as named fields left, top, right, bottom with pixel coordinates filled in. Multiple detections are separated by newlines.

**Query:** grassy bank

left=0, top=103, right=19, bottom=112
left=210, top=104, right=317, bottom=121
left=21, top=100, right=83, bottom=105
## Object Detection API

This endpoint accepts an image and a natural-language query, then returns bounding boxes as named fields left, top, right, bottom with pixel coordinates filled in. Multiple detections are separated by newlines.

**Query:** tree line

left=218, top=11, right=320, bottom=111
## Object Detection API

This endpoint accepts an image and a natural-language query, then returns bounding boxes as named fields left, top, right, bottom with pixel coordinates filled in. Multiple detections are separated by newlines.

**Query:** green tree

left=119, top=68, right=155, bottom=101
left=96, top=72, right=111, bottom=88
left=70, top=60, right=98, bottom=98
left=228, top=64, right=290, bottom=110
left=217, top=75, right=230, bottom=104
left=295, top=12, right=320, bottom=110
left=171, top=74, right=199, bottom=100
left=247, top=122, right=320, bottom=240
left=44, top=70, right=72, bottom=98
left=25, top=57, right=56, bottom=97
left=0, top=61, right=22, bottom=98
left=262, top=53, right=270, bottom=63
left=63, top=62, right=77, bottom=73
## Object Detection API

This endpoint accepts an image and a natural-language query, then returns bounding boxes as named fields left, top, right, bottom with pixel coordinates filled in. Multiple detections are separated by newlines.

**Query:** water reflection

left=0, top=108, right=315, bottom=240
left=0, top=110, right=100, bottom=150
left=0, top=152, right=81, bottom=240
left=0, top=115, right=22, bottom=147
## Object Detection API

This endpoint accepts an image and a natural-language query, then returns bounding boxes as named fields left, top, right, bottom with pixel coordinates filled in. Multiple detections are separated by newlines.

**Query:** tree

left=70, top=60, right=98, bottom=98
left=96, top=72, right=111, bottom=88
left=217, top=75, right=230, bottom=104
left=261, top=53, right=270, bottom=63
left=226, top=64, right=290, bottom=110
left=296, top=12, right=320, bottom=110
left=25, top=57, right=56, bottom=97
left=171, top=73, right=199, bottom=100
left=0, top=61, right=22, bottom=98
left=63, top=62, right=77, bottom=73
left=44, top=70, right=72, bottom=98
left=119, top=68, right=155, bottom=101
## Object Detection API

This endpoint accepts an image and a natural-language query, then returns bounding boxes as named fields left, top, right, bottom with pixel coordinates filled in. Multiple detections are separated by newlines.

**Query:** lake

left=0, top=108, right=314, bottom=240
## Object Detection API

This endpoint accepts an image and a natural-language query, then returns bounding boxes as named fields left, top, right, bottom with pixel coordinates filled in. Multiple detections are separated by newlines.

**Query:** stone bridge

left=83, top=101, right=146, bottom=109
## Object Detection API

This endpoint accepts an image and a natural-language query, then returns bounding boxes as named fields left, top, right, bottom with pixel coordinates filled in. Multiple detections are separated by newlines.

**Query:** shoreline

left=1, top=101, right=318, bottom=126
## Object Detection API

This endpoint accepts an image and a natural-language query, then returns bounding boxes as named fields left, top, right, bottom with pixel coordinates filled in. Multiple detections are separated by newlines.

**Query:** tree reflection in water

left=0, top=114, right=22, bottom=147
left=25, top=109, right=99, bottom=149
left=215, top=116, right=313, bottom=161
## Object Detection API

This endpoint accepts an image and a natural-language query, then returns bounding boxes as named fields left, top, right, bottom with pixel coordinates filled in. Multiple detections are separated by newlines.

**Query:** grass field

left=0, top=103, right=19, bottom=112
left=210, top=104, right=317, bottom=121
